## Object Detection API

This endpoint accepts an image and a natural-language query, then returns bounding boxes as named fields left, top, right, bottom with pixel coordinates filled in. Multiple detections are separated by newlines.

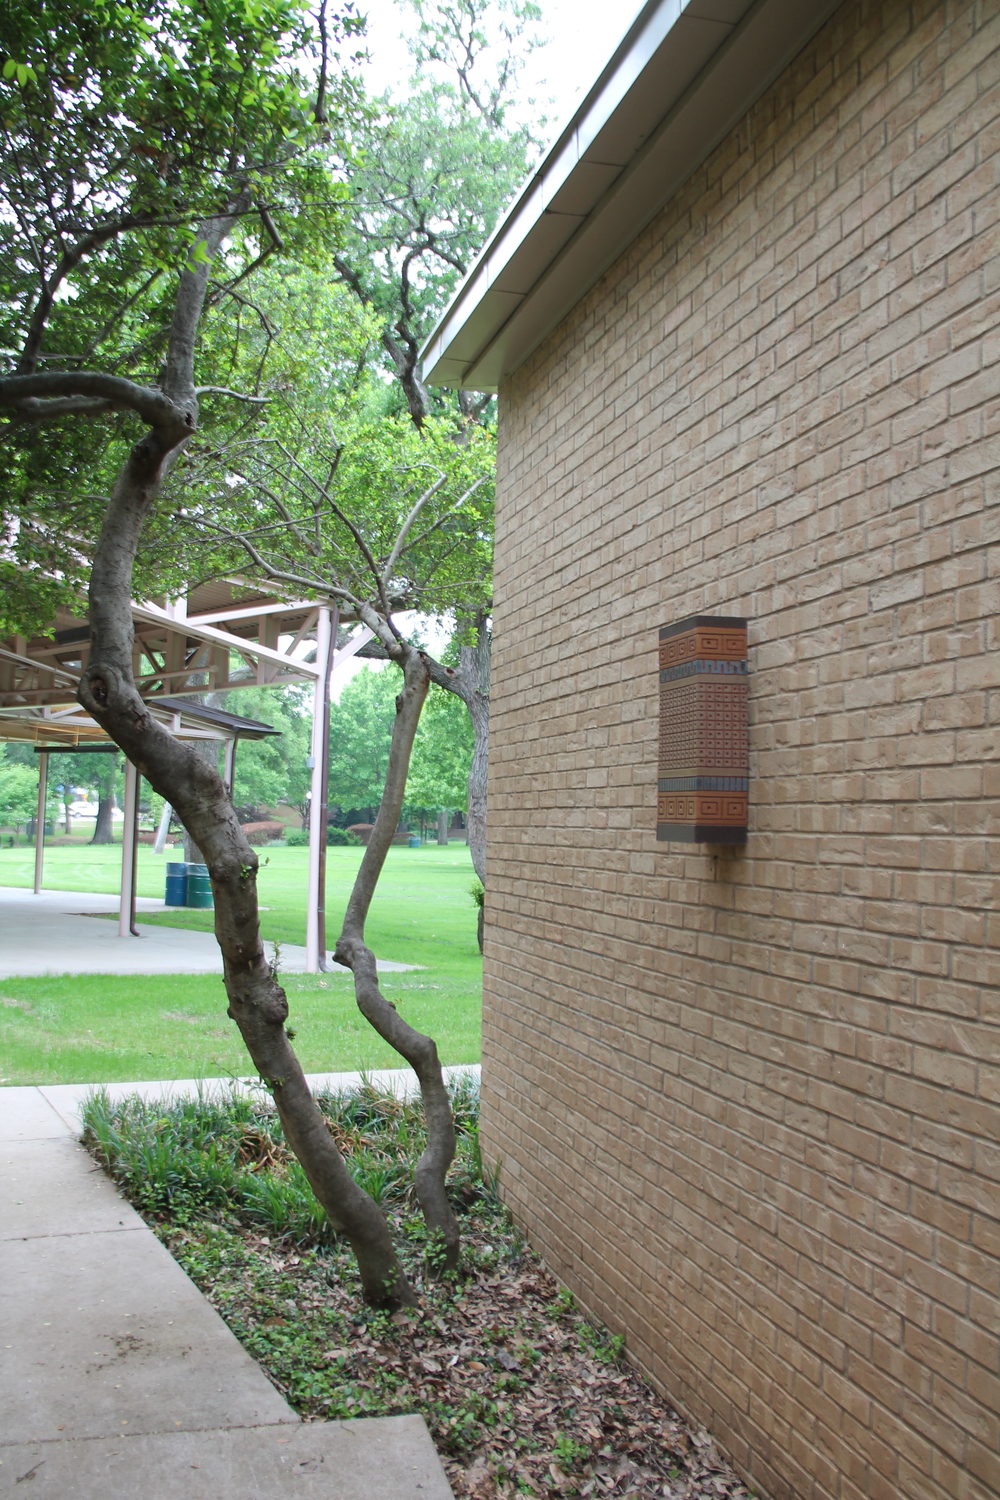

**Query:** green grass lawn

left=0, top=843, right=481, bottom=1085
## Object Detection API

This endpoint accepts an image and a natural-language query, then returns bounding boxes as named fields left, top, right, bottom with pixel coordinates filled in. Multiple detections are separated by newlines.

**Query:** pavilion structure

left=0, top=576, right=373, bottom=970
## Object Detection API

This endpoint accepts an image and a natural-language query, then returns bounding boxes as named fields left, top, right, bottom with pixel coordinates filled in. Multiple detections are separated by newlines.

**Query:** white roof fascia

left=422, top=0, right=842, bottom=391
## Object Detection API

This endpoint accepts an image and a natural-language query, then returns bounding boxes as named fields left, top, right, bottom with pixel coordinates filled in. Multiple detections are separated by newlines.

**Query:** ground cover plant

left=0, top=844, right=480, bottom=1084
left=82, top=1081, right=757, bottom=1500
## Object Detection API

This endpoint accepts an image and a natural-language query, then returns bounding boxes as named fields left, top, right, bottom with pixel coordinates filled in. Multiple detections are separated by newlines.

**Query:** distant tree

left=327, top=667, right=399, bottom=817
left=334, top=0, right=543, bottom=428
left=406, top=683, right=474, bottom=827
left=2, top=744, right=112, bottom=839
left=0, top=749, right=40, bottom=833
left=326, top=0, right=543, bottom=877
left=77, top=753, right=121, bottom=845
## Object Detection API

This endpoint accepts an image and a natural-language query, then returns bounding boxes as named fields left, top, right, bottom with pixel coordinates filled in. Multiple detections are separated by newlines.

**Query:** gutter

left=421, top=0, right=843, bottom=392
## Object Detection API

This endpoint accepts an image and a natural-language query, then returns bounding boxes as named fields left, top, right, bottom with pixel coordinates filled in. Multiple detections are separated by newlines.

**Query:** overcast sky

left=355, top=0, right=645, bottom=143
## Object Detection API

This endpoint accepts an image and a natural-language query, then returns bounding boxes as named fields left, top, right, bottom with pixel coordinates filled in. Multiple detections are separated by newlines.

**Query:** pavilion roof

left=0, top=576, right=330, bottom=746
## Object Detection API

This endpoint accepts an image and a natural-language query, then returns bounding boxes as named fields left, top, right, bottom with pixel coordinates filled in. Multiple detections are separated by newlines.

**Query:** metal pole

left=305, top=607, right=334, bottom=973
left=152, top=800, right=173, bottom=854
left=33, top=751, right=48, bottom=895
left=119, top=759, right=138, bottom=938
left=316, top=605, right=337, bottom=968
left=223, top=735, right=238, bottom=797
left=129, top=771, right=141, bottom=937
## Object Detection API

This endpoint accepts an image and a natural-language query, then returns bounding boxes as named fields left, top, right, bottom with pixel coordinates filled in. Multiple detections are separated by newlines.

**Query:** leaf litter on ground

left=82, top=1080, right=759, bottom=1500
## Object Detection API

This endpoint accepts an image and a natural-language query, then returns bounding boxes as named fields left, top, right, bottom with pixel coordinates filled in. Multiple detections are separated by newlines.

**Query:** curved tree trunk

left=335, top=642, right=461, bottom=1273
left=80, top=485, right=414, bottom=1309
left=75, top=223, right=416, bottom=1312
left=183, top=738, right=219, bottom=862
left=425, top=614, right=489, bottom=883
left=464, top=675, right=488, bottom=885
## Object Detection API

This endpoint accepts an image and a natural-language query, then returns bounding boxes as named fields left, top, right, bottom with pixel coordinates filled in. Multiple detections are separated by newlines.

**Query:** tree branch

left=2, top=395, right=117, bottom=423
left=334, top=642, right=460, bottom=1271
left=0, top=371, right=191, bottom=441
left=17, top=215, right=178, bottom=376
left=194, top=386, right=270, bottom=405
left=401, top=474, right=488, bottom=553
left=380, top=470, right=446, bottom=583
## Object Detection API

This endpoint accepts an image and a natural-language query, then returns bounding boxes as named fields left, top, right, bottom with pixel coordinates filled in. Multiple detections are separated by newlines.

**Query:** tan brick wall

left=483, top=3, right=1000, bottom=1497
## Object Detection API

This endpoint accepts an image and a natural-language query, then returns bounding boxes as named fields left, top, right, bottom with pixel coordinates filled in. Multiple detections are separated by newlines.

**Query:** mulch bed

left=154, top=1212, right=757, bottom=1500
left=86, top=1086, right=758, bottom=1499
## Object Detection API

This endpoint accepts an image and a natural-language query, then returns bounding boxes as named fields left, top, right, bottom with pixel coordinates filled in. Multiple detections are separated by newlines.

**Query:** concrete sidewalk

left=0, top=1085, right=453, bottom=1498
left=0, top=888, right=416, bottom=978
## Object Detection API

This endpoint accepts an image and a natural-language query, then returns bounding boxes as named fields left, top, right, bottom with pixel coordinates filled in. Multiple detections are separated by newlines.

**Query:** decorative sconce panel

left=657, top=615, right=748, bottom=844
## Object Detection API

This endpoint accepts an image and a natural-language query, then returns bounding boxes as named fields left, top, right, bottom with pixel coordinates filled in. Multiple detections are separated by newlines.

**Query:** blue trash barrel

left=186, top=862, right=214, bottom=909
left=408, top=834, right=421, bottom=848
left=165, top=862, right=188, bottom=906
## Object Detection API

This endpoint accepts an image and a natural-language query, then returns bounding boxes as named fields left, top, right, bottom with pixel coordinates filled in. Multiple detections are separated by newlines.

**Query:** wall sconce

left=657, top=615, right=748, bottom=844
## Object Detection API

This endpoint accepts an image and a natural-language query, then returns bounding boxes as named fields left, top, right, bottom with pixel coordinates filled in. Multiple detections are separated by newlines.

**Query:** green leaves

left=184, top=237, right=214, bottom=270
left=327, top=667, right=401, bottom=815
left=0, top=0, right=364, bottom=618
left=2, top=58, right=38, bottom=85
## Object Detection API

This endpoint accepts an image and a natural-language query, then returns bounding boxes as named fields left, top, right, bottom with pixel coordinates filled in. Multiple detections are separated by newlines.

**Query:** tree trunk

left=91, top=790, right=116, bottom=845
left=464, top=679, right=488, bottom=883
left=183, top=739, right=218, bottom=861
left=74, top=225, right=416, bottom=1311
left=425, top=614, right=489, bottom=883
left=437, top=806, right=450, bottom=845
left=335, top=643, right=461, bottom=1273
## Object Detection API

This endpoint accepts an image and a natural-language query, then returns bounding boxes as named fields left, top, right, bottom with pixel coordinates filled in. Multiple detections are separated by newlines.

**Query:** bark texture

left=335, top=643, right=461, bottom=1271
left=182, top=738, right=219, bottom=862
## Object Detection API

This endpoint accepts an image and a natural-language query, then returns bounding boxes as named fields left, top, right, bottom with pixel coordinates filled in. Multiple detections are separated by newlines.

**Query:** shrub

left=327, top=827, right=360, bottom=846
left=241, top=820, right=284, bottom=845
left=238, top=1160, right=331, bottom=1243
left=281, top=826, right=360, bottom=847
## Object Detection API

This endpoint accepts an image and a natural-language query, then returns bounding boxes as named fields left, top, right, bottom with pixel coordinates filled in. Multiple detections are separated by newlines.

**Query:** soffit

left=421, top=0, right=843, bottom=391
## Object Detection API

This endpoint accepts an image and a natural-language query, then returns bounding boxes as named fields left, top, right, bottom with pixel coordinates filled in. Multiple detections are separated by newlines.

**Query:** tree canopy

left=0, top=0, right=362, bottom=623
left=0, top=748, right=40, bottom=829
left=332, top=0, right=543, bottom=427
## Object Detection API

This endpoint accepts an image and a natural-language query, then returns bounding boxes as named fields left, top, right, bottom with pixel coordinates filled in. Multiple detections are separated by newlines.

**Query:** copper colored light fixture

left=657, top=615, right=748, bottom=844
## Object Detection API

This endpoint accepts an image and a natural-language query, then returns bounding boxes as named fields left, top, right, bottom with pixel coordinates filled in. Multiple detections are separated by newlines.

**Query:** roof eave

left=422, top=0, right=843, bottom=392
